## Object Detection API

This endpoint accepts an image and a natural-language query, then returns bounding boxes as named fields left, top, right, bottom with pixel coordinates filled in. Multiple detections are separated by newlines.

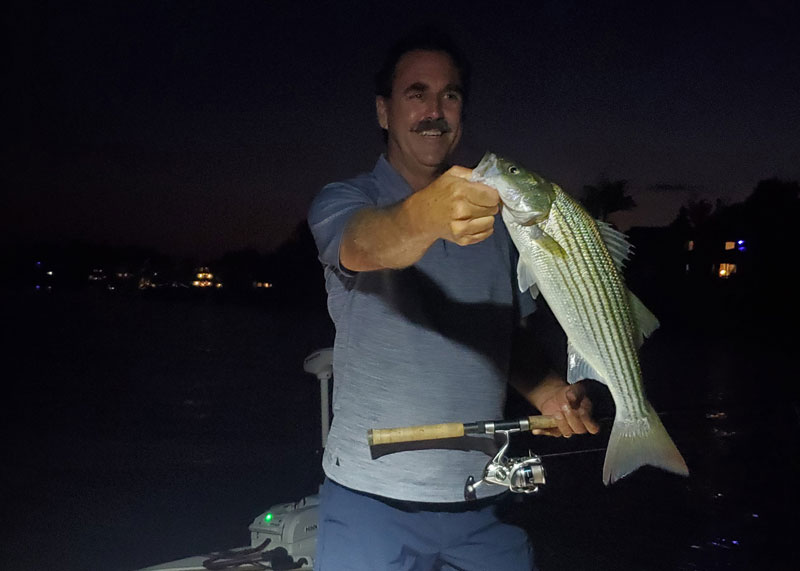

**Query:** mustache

left=411, top=118, right=452, bottom=133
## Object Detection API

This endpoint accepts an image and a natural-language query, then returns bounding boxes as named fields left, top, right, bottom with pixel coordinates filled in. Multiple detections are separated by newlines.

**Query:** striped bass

left=471, top=152, right=689, bottom=485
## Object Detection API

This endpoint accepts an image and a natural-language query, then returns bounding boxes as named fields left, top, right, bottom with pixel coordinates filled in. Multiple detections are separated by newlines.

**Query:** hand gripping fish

left=471, top=152, right=689, bottom=485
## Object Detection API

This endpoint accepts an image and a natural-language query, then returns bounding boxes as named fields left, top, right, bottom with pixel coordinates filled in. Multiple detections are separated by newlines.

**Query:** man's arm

left=509, top=322, right=600, bottom=438
left=340, top=166, right=499, bottom=272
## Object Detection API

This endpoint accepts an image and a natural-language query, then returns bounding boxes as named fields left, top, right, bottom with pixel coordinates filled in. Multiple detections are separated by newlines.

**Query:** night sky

left=5, top=0, right=798, bottom=259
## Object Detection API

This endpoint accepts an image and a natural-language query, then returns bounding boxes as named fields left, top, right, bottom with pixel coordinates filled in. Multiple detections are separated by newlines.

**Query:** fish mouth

left=472, top=152, right=499, bottom=180
left=473, top=151, right=548, bottom=226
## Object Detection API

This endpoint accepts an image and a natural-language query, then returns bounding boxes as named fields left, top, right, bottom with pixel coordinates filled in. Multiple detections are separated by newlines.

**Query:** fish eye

left=507, top=165, right=519, bottom=175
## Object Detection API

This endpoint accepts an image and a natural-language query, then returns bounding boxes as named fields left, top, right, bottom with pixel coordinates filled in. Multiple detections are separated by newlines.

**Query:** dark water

left=2, top=289, right=797, bottom=570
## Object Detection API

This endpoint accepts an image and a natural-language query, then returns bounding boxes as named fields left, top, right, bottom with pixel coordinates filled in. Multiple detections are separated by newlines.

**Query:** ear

left=376, top=96, right=389, bottom=130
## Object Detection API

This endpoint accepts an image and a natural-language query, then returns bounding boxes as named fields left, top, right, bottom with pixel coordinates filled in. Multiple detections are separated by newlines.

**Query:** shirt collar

left=373, top=155, right=414, bottom=203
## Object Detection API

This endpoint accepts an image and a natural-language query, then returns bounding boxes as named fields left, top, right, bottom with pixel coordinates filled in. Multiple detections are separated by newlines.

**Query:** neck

left=385, top=153, right=447, bottom=192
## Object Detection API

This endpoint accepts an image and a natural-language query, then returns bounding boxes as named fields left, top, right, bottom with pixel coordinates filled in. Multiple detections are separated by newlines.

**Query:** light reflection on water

left=676, top=403, right=793, bottom=570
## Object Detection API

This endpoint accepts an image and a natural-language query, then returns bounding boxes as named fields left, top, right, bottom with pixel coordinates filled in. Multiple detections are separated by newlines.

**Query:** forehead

left=391, top=49, right=461, bottom=93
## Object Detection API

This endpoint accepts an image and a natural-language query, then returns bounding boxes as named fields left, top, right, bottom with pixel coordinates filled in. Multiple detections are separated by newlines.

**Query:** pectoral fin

left=531, top=225, right=567, bottom=258
left=516, top=259, right=540, bottom=298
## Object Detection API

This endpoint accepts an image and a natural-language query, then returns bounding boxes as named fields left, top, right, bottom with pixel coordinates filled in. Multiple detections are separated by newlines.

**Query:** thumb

left=566, top=384, right=584, bottom=408
left=446, top=165, right=473, bottom=180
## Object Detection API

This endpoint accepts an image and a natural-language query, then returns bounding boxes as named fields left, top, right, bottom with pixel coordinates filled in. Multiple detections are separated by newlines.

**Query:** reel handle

left=367, top=415, right=558, bottom=446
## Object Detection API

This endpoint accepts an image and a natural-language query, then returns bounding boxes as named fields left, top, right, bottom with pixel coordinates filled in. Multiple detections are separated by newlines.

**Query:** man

left=308, top=28, right=599, bottom=570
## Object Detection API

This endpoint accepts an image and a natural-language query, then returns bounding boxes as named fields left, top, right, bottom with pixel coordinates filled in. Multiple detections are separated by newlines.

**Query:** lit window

left=724, top=241, right=735, bottom=250
left=686, top=240, right=695, bottom=251
left=718, top=263, right=737, bottom=278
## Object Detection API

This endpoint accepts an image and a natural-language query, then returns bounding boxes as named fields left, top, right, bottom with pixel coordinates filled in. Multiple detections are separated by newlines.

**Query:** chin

left=413, top=146, right=453, bottom=168
left=416, top=156, right=450, bottom=172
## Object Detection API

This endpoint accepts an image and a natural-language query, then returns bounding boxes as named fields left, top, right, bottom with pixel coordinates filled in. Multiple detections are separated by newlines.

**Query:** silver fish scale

left=512, top=189, right=648, bottom=420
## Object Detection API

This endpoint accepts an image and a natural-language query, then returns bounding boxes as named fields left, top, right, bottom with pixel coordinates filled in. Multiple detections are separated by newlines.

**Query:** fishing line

left=538, top=447, right=606, bottom=458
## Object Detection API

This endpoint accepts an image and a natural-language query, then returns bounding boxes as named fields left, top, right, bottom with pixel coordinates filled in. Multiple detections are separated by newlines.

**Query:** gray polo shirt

left=308, top=156, right=535, bottom=503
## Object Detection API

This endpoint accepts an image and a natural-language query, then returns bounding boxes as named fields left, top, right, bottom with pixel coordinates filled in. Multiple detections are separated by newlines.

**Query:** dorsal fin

left=596, top=221, right=633, bottom=271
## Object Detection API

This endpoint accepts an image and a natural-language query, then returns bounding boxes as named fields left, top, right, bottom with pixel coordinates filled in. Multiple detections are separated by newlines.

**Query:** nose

left=424, top=95, right=444, bottom=119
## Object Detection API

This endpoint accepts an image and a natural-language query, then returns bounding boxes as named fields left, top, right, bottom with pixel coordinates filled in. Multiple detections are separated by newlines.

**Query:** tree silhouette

left=669, top=177, right=799, bottom=327
left=745, top=177, right=799, bottom=211
left=581, top=177, right=636, bottom=221
left=676, top=199, right=715, bottom=229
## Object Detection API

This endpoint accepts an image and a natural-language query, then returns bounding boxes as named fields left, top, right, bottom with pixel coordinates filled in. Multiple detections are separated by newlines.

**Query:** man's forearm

left=337, top=166, right=500, bottom=272
left=339, top=191, right=438, bottom=272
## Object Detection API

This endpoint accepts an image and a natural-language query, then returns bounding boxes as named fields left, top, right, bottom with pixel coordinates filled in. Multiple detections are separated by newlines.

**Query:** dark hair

left=374, top=26, right=471, bottom=105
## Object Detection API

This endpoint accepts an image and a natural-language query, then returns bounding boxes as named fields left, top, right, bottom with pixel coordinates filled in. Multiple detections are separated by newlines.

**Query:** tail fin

left=603, top=402, right=689, bottom=485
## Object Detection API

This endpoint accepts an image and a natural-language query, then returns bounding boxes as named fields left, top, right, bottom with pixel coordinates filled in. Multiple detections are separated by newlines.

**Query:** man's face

left=376, top=50, right=464, bottom=182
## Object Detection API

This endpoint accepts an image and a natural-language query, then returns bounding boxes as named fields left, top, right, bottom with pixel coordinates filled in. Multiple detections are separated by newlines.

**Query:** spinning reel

left=464, top=427, right=546, bottom=501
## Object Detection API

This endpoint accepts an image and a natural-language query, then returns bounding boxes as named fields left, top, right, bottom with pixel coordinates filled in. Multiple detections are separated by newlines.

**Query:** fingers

left=554, top=404, right=580, bottom=438
left=531, top=427, right=564, bottom=437
left=450, top=182, right=498, bottom=211
left=530, top=406, right=581, bottom=438
left=428, top=168, right=499, bottom=244
left=582, top=416, right=601, bottom=435
left=533, top=382, right=601, bottom=438
left=449, top=217, right=495, bottom=245
left=452, top=192, right=500, bottom=216
left=533, top=406, right=595, bottom=438
left=445, top=166, right=499, bottom=208
left=446, top=165, right=475, bottom=180
left=568, top=383, right=601, bottom=435
left=465, top=184, right=500, bottom=208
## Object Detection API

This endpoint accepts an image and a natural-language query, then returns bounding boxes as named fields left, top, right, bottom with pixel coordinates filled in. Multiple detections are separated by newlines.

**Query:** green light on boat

left=264, top=513, right=273, bottom=523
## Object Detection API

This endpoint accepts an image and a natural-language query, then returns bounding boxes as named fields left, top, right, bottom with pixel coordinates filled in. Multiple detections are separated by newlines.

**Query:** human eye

left=404, top=83, right=425, bottom=100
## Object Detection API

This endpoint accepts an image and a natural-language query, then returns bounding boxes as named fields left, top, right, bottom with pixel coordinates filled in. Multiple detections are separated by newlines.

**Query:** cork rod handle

left=368, top=422, right=465, bottom=446
left=367, top=415, right=558, bottom=446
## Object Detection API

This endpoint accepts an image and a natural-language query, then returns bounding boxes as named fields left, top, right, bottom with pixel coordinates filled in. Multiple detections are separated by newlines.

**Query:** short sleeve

left=308, top=180, right=376, bottom=274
